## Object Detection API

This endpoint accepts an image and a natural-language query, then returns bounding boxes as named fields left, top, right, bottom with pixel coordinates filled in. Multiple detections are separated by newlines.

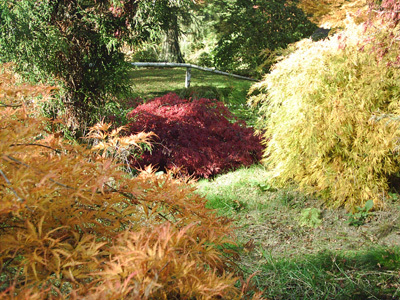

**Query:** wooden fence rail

left=131, top=62, right=258, bottom=88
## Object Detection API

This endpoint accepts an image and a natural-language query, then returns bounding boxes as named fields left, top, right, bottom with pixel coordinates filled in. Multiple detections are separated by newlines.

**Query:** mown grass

left=257, top=247, right=400, bottom=299
left=196, top=165, right=400, bottom=299
left=196, top=164, right=271, bottom=217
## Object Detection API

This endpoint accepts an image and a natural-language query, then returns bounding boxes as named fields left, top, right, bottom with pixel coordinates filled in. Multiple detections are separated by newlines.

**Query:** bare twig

left=0, top=103, right=22, bottom=108
left=10, top=143, right=62, bottom=154
left=0, top=168, right=24, bottom=202
left=104, top=183, right=138, bottom=203
left=372, top=9, right=400, bottom=13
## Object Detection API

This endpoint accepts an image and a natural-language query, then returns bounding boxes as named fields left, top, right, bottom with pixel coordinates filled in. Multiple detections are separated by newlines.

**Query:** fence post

left=185, top=67, right=191, bottom=88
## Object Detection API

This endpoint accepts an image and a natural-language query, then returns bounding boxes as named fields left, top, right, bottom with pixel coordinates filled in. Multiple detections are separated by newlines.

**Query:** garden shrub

left=127, top=93, right=263, bottom=178
left=0, top=66, right=262, bottom=299
left=196, top=51, right=214, bottom=68
left=249, top=19, right=400, bottom=211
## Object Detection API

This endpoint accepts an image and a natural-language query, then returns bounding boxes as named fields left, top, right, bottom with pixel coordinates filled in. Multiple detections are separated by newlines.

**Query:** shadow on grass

left=129, top=68, right=252, bottom=99
left=255, top=246, right=400, bottom=299
left=196, top=165, right=400, bottom=299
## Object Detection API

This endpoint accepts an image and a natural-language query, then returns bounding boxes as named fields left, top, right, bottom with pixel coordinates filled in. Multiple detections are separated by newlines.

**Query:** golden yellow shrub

left=250, top=20, right=400, bottom=211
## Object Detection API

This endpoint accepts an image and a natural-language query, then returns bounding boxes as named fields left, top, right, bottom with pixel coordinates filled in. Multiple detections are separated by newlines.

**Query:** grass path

left=197, top=165, right=400, bottom=299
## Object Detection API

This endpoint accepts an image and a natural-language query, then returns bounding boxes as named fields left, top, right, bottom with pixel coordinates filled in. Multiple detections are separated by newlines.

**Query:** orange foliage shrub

left=0, top=65, right=262, bottom=299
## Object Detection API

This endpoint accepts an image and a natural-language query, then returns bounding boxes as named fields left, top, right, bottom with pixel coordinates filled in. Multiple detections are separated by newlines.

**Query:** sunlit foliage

left=127, top=93, right=263, bottom=178
left=298, top=0, right=369, bottom=26
left=0, top=65, right=262, bottom=299
left=250, top=15, right=400, bottom=210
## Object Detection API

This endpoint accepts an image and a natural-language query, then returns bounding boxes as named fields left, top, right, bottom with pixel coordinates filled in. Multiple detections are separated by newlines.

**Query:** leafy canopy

left=213, top=0, right=317, bottom=77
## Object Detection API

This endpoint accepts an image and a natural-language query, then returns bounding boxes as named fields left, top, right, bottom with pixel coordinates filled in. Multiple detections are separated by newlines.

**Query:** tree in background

left=213, top=0, right=317, bottom=77
left=134, top=0, right=201, bottom=63
left=0, top=0, right=147, bottom=134
left=157, top=0, right=196, bottom=63
left=161, top=5, right=186, bottom=63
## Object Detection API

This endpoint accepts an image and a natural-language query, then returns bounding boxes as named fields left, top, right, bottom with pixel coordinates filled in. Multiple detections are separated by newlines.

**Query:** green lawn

left=196, top=165, right=400, bottom=299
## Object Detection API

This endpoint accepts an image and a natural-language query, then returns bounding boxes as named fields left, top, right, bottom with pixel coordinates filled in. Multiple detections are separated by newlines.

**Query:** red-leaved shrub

left=127, top=93, right=262, bottom=177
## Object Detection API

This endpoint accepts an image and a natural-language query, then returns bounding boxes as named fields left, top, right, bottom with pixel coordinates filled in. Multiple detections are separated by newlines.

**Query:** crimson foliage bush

left=127, top=93, right=262, bottom=177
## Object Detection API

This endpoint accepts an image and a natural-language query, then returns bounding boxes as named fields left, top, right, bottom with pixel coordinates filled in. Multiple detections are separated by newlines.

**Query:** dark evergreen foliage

left=213, top=0, right=317, bottom=77
left=0, top=0, right=146, bottom=127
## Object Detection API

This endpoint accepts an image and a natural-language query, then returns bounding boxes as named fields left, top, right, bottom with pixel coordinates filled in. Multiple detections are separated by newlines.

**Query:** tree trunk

left=162, top=15, right=184, bottom=63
